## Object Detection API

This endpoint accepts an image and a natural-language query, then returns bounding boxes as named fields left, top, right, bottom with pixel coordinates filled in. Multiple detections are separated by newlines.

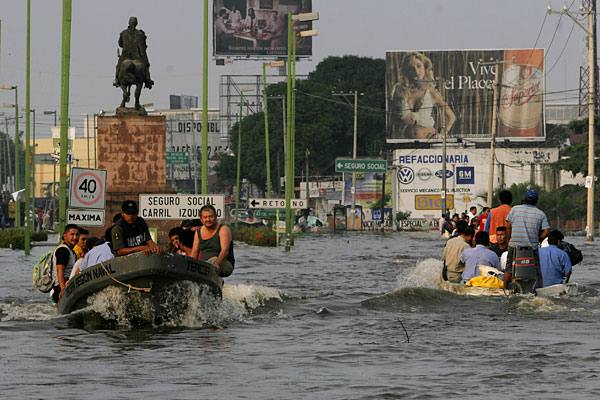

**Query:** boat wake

left=0, top=282, right=285, bottom=329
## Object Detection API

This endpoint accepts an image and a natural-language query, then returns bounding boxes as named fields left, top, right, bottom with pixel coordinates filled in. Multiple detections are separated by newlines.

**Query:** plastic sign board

left=335, top=158, right=387, bottom=173
left=67, top=209, right=105, bottom=227
left=139, top=194, right=225, bottom=220
left=248, top=198, right=306, bottom=209
left=68, top=168, right=107, bottom=210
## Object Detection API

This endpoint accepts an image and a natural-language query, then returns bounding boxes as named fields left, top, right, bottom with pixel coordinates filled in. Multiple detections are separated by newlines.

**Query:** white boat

left=439, top=271, right=578, bottom=298
left=58, top=252, right=223, bottom=315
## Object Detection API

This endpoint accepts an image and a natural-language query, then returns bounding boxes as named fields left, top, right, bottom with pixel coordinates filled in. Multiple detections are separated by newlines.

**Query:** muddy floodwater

left=1, top=232, right=599, bottom=399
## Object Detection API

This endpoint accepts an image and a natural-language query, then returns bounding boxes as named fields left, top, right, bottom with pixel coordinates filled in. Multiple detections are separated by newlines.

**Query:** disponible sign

left=139, top=194, right=225, bottom=220
left=335, top=158, right=387, bottom=173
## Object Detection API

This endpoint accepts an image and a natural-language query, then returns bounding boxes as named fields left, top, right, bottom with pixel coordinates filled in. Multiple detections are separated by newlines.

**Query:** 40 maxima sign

left=67, top=209, right=105, bottom=226
left=69, top=168, right=107, bottom=209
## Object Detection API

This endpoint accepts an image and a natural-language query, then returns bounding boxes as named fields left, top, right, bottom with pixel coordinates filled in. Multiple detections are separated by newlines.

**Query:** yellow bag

left=466, top=275, right=505, bottom=289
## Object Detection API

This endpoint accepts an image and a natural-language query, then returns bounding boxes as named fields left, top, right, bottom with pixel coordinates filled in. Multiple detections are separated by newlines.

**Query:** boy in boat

left=539, top=230, right=572, bottom=287
left=111, top=200, right=162, bottom=256
left=73, top=227, right=89, bottom=259
left=51, top=224, right=80, bottom=302
left=191, top=204, right=234, bottom=277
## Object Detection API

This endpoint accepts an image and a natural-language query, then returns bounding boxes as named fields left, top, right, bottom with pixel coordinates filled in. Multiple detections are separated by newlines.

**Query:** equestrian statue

left=114, top=17, right=154, bottom=114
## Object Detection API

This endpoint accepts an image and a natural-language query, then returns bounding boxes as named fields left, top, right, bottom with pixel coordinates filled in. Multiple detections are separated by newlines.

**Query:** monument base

left=95, top=115, right=173, bottom=240
left=115, top=106, right=147, bottom=116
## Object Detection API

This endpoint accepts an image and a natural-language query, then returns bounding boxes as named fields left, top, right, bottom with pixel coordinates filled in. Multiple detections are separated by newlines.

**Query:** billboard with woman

left=386, top=49, right=545, bottom=143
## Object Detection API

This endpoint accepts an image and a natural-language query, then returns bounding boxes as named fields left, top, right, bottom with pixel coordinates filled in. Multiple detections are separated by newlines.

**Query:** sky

left=0, top=0, right=589, bottom=136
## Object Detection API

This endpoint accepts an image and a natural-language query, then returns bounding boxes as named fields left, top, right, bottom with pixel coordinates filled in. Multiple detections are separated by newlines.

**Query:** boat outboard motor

left=511, top=246, right=539, bottom=294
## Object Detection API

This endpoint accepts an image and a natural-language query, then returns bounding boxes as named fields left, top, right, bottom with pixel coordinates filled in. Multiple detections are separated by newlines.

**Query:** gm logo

left=397, top=167, right=414, bottom=184
left=456, top=166, right=475, bottom=184
left=435, top=169, right=454, bottom=179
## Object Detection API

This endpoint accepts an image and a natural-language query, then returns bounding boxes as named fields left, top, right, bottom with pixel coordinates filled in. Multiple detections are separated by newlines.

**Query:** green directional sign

left=335, top=158, right=387, bottom=173
left=166, top=151, right=190, bottom=165
left=253, top=209, right=284, bottom=219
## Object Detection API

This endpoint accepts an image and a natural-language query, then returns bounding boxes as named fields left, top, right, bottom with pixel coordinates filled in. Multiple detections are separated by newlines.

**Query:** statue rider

left=114, top=17, right=154, bottom=89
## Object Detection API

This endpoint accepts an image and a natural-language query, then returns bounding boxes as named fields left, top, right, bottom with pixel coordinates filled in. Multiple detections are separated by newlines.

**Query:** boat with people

left=57, top=252, right=223, bottom=315
left=438, top=269, right=578, bottom=298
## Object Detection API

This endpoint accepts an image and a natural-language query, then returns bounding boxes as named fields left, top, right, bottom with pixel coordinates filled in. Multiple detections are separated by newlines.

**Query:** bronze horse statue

left=116, top=59, right=153, bottom=110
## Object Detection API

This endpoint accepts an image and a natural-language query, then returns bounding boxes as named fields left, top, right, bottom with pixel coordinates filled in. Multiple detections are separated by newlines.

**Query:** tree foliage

left=215, top=56, right=387, bottom=194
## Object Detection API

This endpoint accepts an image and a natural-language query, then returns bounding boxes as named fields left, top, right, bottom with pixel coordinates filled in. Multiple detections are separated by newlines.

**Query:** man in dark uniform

left=111, top=200, right=162, bottom=256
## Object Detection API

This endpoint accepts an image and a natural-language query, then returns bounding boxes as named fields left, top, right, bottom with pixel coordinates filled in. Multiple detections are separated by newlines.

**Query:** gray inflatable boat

left=57, top=252, right=223, bottom=315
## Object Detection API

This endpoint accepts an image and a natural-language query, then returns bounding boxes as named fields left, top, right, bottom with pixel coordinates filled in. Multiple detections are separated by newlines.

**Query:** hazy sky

left=0, top=0, right=588, bottom=135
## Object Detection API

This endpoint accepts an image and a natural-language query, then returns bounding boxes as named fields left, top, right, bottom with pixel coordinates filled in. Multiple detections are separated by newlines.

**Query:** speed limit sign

left=68, top=167, right=107, bottom=210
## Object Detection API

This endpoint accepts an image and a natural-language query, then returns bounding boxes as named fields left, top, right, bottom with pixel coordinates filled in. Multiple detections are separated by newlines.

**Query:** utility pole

left=587, top=0, right=596, bottom=241
left=24, top=0, right=32, bottom=254
left=487, top=62, right=500, bottom=207
left=549, top=0, right=596, bottom=241
left=201, top=0, right=209, bottom=194
left=333, top=91, right=363, bottom=230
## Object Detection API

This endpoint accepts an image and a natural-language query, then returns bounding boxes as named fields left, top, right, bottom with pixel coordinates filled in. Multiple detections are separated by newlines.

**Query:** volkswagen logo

left=397, top=167, right=415, bottom=184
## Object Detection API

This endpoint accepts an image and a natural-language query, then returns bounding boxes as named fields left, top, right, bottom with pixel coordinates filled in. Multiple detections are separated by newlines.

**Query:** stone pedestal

left=95, top=115, right=173, bottom=240
left=97, top=115, right=167, bottom=193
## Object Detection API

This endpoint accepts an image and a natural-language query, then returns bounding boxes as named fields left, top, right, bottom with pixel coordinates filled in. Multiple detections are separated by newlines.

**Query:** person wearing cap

left=111, top=200, right=162, bottom=256
left=538, top=230, right=572, bottom=287
left=503, top=189, right=550, bottom=291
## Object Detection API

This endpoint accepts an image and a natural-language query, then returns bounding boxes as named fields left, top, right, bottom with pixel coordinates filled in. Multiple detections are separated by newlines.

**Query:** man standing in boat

left=191, top=205, right=234, bottom=277
left=503, top=189, right=550, bottom=293
left=111, top=200, right=162, bottom=256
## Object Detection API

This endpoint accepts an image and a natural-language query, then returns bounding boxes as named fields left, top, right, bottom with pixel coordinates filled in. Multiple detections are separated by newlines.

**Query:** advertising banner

left=213, top=0, right=312, bottom=57
left=393, top=147, right=558, bottom=218
left=386, top=49, right=545, bottom=143
left=165, top=114, right=230, bottom=181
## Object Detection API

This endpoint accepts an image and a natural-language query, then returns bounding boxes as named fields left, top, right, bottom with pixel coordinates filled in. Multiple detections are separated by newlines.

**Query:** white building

left=392, top=146, right=560, bottom=219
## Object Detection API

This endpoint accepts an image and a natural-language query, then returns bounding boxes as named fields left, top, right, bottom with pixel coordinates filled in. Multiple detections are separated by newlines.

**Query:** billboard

left=213, top=0, right=313, bottom=57
left=165, top=114, right=230, bottom=182
left=386, top=49, right=545, bottom=143
left=393, top=147, right=558, bottom=219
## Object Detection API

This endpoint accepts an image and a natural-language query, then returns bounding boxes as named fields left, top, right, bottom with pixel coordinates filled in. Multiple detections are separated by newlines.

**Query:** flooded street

left=1, top=232, right=600, bottom=399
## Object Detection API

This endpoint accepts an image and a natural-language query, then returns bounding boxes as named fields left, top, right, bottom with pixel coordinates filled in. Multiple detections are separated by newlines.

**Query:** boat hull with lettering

left=57, top=253, right=223, bottom=315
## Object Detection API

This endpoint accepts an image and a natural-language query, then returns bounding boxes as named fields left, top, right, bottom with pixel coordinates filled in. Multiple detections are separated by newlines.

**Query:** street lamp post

left=284, top=12, right=319, bottom=251
left=24, top=0, right=32, bottom=253
left=262, top=60, right=285, bottom=197
left=235, top=91, right=249, bottom=227
left=58, top=0, right=73, bottom=235
left=201, top=0, right=209, bottom=194
left=44, top=110, right=58, bottom=213
left=1, top=85, right=20, bottom=228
